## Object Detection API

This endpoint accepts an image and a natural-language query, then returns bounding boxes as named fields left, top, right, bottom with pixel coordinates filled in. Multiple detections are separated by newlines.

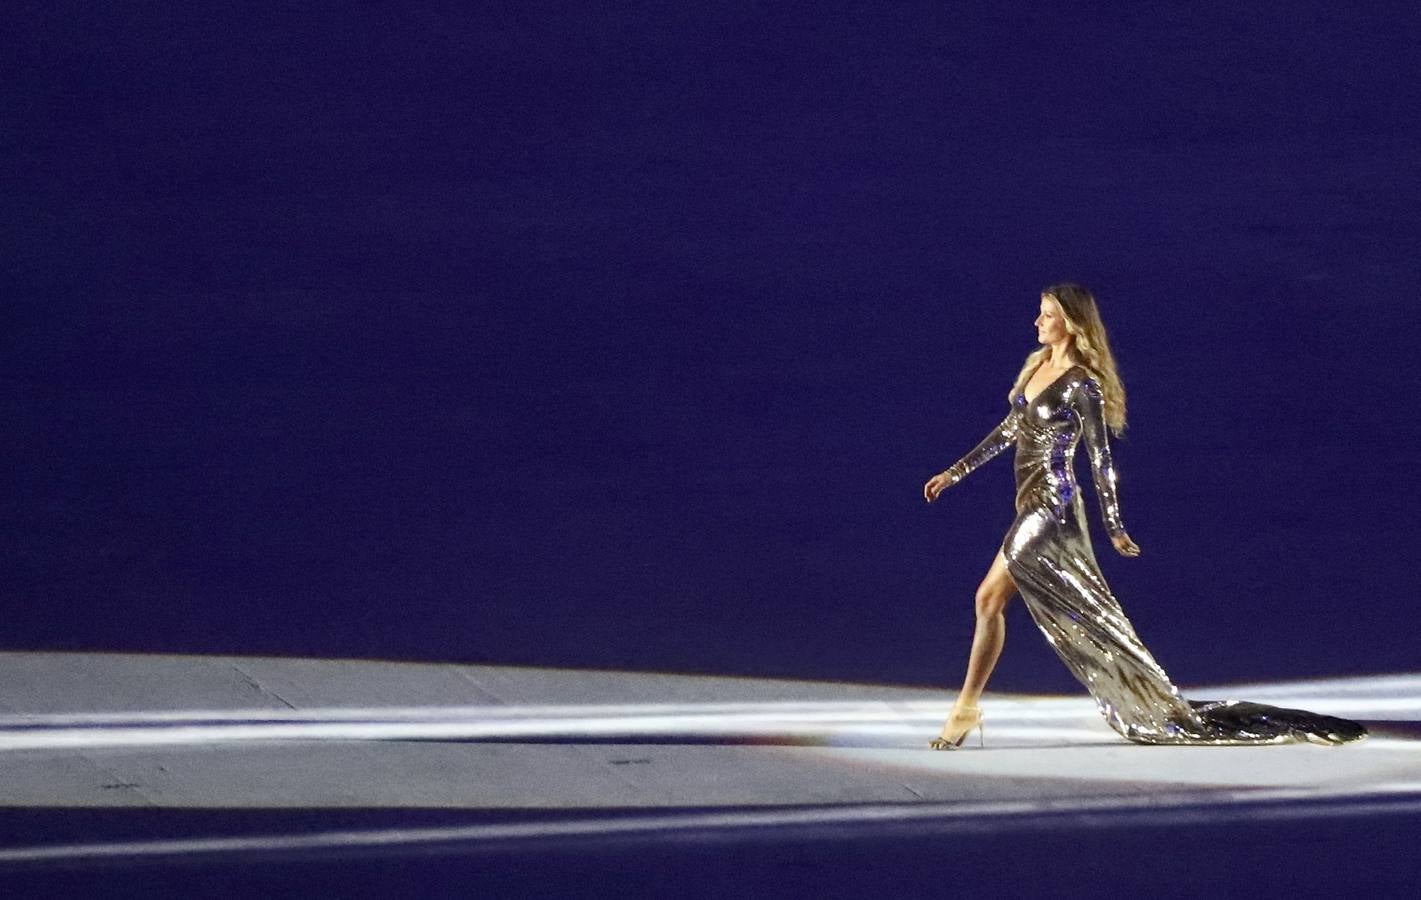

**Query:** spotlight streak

left=1, top=783, right=1420, bottom=868
left=0, top=687, right=1410, bottom=752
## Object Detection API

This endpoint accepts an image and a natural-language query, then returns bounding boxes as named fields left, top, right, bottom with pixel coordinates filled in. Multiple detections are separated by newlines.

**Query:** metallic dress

left=946, top=364, right=1367, bottom=745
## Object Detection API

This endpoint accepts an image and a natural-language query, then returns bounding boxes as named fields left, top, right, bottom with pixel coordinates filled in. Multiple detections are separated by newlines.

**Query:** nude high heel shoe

left=929, top=706, right=984, bottom=750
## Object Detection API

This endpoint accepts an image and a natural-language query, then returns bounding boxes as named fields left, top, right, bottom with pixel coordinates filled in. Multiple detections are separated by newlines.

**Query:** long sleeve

left=946, top=408, right=1019, bottom=483
left=1073, top=378, right=1126, bottom=537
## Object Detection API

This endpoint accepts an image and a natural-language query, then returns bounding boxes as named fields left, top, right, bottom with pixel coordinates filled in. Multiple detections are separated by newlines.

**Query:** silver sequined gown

left=946, top=365, right=1367, bottom=745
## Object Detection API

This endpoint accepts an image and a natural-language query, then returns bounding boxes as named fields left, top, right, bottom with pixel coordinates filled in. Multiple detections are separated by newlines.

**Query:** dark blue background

left=9, top=3, right=1418, bottom=692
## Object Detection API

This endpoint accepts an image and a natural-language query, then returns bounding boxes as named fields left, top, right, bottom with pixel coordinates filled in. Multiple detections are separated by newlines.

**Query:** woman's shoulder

left=1066, top=365, right=1105, bottom=397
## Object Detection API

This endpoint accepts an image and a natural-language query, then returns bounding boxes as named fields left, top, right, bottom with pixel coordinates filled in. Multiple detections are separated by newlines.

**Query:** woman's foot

left=929, top=705, right=984, bottom=750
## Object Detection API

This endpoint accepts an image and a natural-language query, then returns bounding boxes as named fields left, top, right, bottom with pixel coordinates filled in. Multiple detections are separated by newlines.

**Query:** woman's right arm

left=926, top=407, right=1019, bottom=501
left=946, top=407, right=1020, bottom=483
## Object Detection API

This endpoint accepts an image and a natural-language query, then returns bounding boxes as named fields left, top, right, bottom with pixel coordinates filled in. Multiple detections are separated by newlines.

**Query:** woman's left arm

left=1075, top=377, right=1140, bottom=555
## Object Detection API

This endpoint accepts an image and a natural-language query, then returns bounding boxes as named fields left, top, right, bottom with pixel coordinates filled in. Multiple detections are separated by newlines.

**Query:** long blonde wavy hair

left=1007, top=283, right=1128, bottom=436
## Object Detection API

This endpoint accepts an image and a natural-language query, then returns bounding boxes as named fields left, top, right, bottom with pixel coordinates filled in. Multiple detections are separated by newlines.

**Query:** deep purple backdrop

left=9, top=3, right=1418, bottom=691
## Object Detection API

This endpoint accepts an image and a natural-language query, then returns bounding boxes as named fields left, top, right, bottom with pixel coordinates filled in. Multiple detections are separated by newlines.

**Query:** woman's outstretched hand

left=1112, top=532, right=1142, bottom=557
left=924, top=469, right=960, bottom=503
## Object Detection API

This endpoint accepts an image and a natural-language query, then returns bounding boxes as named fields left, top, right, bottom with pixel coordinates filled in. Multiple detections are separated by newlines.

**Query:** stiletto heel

left=929, top=706, right=985, bottom=750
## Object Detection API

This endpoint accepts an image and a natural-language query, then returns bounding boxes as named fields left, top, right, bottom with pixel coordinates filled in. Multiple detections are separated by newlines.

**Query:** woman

left=922, top=284, right=1367, bottom=749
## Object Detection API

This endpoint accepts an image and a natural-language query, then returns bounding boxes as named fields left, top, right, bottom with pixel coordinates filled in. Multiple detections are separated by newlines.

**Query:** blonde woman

left=923, top=284, right=1366, bottom=749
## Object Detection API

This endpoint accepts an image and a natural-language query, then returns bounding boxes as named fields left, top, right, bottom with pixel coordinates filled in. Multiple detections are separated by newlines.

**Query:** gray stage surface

left=0, top=652, right=1417, bottom=866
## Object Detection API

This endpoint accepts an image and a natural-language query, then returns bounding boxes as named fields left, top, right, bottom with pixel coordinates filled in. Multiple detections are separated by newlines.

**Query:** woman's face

left=1035, top=294, right=1069, bottom=346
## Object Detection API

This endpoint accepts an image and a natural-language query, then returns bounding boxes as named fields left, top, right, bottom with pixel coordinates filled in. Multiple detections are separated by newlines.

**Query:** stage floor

left=0, top=652, right=1417, bottom=872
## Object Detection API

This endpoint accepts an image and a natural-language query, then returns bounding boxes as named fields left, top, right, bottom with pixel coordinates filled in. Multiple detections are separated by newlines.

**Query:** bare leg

left=952, top=549, right=1017, bottom=714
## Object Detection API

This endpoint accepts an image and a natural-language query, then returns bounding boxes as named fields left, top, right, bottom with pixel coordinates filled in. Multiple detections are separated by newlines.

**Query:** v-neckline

left=1021, top=363, right=1078, bottom=405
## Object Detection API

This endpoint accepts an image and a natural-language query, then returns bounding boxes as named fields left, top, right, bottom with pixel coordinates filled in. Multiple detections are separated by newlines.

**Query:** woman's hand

left=924, top=469, right=960, bottom=503
left=1111, top=532, right=1141, bottom=557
